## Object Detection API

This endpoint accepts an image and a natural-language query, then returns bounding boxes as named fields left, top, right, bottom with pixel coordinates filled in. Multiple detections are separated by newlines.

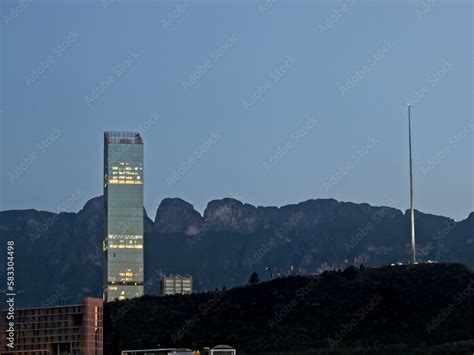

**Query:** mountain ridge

left=2, top=195, right=471, bottom=224
left=0, top=195, right=472, bottom=307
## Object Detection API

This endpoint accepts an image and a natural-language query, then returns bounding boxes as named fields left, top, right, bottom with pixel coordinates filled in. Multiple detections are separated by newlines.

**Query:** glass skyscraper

left=103, top=131, right=144, bottom=302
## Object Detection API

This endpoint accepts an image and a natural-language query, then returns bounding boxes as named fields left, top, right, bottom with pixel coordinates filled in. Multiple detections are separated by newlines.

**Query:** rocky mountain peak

left=203, top=198, right=262, bottom=234
left=154, top=198, right=202, bottom=235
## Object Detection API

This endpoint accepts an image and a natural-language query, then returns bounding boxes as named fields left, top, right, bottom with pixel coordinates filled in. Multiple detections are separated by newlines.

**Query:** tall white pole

left=408, top=105, right=416, bottom=264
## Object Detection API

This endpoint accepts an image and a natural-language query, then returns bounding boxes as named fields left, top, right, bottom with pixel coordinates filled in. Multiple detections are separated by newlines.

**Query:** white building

left=160, top=274, right=193, bottom=296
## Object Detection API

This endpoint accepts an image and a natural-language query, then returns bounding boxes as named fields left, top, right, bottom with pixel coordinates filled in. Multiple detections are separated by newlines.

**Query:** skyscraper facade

left=103, top=131, right=144, bottom=302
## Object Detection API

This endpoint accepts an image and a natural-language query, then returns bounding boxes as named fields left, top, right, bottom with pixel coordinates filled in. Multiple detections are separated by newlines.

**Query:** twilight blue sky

left=0, top=0, right=472, bottom=221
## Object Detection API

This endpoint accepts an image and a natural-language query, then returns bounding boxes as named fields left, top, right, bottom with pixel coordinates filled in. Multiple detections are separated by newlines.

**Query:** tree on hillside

left=249, top=272, right=260, bottom=285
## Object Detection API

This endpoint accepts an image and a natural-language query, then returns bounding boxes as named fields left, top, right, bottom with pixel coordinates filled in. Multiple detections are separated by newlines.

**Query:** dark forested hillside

left=0, top=196, right=472, bottom=307
left=104, top=263, right=474, bottom=354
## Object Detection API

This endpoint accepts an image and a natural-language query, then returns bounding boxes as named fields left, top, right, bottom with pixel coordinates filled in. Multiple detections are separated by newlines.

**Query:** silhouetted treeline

left=104, top=263, right=474, bottom=354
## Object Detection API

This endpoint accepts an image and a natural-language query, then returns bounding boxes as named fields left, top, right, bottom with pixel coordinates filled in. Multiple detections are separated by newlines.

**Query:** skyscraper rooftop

left=105, top=131, right=143, bottom=145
